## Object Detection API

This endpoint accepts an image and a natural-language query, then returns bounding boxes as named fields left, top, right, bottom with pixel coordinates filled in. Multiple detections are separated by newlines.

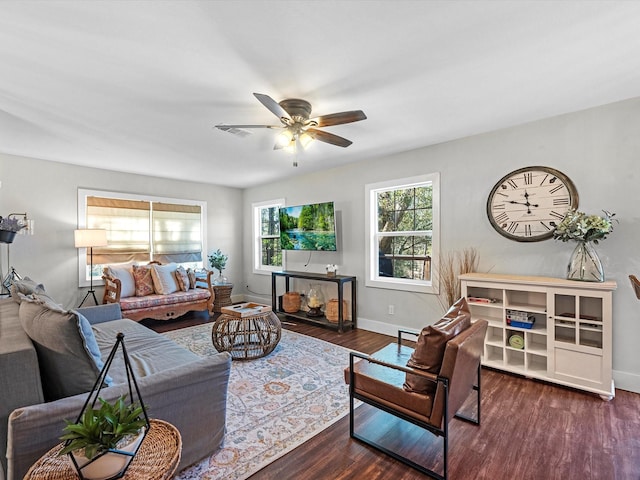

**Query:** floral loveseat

left=102, top=262, right=214, bottom=321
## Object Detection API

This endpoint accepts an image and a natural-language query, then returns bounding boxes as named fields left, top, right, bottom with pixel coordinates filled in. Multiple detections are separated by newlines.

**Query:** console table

left=271, top=270, right=356, bottom=333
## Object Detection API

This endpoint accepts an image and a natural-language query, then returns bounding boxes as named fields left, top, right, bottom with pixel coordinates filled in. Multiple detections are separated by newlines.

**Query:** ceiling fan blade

left=253, top=93, right=291, bottom=123
left=306, top=128, right=353, bottom=148
left=216, top=124, right=282, bottom=138
left=310, top=110, right=367, bottom=127
left=215, top=124, right=281, bottom=130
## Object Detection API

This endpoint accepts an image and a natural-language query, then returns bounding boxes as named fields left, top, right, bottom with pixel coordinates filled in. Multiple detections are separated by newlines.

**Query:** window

left=253, top=199, right=284, bottom=274
left=78, top=189, right=206, bottom=285
left=365, top=173, right=440, bottom=294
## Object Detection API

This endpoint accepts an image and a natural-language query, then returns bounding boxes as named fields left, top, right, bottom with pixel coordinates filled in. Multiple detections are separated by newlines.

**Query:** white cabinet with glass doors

left=460, top=273, right=616, bottom=400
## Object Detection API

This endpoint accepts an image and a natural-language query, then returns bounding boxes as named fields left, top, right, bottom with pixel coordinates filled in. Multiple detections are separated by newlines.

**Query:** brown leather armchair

left=346, top=319, right=488, bottom=480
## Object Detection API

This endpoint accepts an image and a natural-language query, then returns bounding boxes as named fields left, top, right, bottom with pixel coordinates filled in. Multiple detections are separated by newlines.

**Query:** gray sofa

left=0, top=285, right=231, bottom=480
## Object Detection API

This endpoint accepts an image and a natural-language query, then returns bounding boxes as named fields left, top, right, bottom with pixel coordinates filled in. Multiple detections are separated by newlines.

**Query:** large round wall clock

left=486, top=166, right=579, bottom=242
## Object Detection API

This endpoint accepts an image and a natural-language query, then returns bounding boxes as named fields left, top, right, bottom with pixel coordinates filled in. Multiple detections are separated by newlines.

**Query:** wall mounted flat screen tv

left=279, top=201, right=337, bottom=251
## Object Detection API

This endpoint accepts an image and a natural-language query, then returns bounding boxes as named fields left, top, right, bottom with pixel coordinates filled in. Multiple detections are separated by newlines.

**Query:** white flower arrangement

left=553, top=209, right=616, bottom=244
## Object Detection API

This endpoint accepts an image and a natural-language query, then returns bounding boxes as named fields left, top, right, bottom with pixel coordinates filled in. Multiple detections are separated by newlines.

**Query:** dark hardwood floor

left=145, top=313, right=640, bottom=480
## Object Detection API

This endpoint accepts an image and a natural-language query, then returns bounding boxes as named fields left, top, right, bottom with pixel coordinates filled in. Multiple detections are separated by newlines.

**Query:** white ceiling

left=2, top=1, right=640, bottom=189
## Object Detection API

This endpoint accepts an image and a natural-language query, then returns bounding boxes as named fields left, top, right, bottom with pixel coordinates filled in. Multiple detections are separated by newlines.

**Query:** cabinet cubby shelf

left=506, top=304, right=547, bottom=314
left=461, top=272, right=616, bottom=400
left=468, top=300, right=503, bottom=308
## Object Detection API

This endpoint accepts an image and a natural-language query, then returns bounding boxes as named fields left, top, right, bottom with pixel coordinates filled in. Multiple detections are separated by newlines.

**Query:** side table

left=24, top=419, right=182, bottom=480
left=212, top=304, right=281, bottom=360
left=212, top=283, right=233, bottom=313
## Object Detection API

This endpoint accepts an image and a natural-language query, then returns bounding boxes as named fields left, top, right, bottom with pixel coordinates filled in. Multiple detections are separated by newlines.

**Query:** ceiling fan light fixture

left=217, top=93, right=366, bottom=155
left=298, top=132, right=314, bottom=149
left=275, top=129, right=294, bottom=148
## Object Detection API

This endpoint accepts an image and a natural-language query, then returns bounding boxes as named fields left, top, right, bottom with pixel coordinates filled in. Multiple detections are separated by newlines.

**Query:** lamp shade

left=74, top=229, right=108, bottom=248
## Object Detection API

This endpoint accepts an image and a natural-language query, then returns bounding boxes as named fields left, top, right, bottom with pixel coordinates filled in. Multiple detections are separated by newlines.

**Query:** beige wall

left=0, top=155, right=243, bottom=307
left=243, top=97, right=640, bottom=392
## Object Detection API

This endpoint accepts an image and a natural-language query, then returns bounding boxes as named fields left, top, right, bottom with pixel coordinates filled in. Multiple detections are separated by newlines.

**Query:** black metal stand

left=78, top=289, right=99, bottom=308
left=66, top=333, right=150, bottom=480
left=78, top=246, right=99, bottom=307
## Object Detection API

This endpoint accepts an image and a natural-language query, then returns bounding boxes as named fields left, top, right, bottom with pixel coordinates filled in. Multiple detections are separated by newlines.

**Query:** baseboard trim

left=356, top=317, right=418, bottom=338
left=613, top=370, right=640, bottom=394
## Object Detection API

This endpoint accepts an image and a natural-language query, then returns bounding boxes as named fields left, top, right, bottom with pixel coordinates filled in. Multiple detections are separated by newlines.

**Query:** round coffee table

left=24, top=419, right=181, bottom=480
left=212, top=309, right=282, bottom=360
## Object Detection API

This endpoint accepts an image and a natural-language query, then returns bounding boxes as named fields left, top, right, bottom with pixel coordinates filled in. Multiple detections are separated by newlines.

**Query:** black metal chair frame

left=348, top=330, right=481, bottom=480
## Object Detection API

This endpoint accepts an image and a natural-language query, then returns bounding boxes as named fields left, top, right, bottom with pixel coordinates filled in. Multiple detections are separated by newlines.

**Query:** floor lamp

left=75, top=229, right=108, bottom=307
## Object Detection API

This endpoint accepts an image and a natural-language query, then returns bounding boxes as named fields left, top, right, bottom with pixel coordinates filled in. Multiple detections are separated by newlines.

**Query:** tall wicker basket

left=283, top=292, right=301, bottom=313
left=325, top=298, right=348, bottom=323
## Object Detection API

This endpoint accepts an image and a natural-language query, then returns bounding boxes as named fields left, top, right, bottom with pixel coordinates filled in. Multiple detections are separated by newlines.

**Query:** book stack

left=506, top=309, right=535, bottom=329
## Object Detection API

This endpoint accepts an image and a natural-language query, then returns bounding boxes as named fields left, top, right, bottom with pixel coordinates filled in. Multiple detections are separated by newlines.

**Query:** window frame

left=77, top=188, right=207, bottom=287
left=365, top=173, right=440, bottom=294
left=252, top=198, right=285, bottom=275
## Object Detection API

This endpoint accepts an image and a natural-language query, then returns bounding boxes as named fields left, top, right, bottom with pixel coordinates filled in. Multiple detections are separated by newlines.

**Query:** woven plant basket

left=283, top=292, right=301, bottom=313
left=325, top=298, right=348, bottom=323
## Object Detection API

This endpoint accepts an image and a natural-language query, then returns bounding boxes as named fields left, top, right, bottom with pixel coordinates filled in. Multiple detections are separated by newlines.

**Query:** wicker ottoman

left=212, top=305, right=281, bottom=360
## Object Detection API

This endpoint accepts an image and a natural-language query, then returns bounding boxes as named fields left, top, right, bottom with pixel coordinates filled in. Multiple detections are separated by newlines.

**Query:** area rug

left=162, top=323, right=355, bottom=480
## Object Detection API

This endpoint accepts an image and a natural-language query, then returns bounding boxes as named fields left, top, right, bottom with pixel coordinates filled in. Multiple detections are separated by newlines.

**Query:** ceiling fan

left=215, top=93, right=367, bottom=158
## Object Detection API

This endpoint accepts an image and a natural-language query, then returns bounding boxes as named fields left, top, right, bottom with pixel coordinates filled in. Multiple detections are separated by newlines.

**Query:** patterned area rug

left=163, top=323, right=355, bottom=480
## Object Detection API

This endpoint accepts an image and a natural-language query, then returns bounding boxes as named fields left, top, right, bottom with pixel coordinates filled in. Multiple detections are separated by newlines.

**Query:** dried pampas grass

left=438, top=247, right=479, bottom=311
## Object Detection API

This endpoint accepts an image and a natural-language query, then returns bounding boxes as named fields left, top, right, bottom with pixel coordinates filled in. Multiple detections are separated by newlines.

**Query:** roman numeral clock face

left=486, top=166, right=579, bottom=242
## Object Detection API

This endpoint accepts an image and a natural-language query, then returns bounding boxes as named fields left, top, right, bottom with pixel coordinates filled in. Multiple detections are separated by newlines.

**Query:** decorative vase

left=567, top=241, right=604, bottom=282
left=283, top=292, right=301, bottom=313
left=306, top=286, right=324, bottom=317
left=214, top=271, right=228, bottom=285
left=71, top=428, right=145, bottom=480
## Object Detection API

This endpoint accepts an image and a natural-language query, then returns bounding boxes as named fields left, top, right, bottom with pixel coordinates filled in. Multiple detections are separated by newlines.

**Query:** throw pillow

left=150, top=263, right=179, bottom=295
left=186, top=268, right=197, bottom=289
left=132, top=264, right=155, bottom=296
left=403, top=297, right=472, bottom=394
left=175, top=266, right=189, bottom=292
left=18, top=294, right=110, bottom=401
left=9, top=276, right=46, bottom=304
left=103, top=264, right=136, bottom=298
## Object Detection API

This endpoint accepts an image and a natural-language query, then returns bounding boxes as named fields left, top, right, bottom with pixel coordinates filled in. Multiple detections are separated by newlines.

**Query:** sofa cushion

left=404, top=297, right=471, bottom=394
left=118, top=289, right=211, bottom=311
left=18, top=294, right=109, bottom=401
left=91, top=319, right=201, bottom=383
left=175, top=266, right=189, bottom=292
left=150, top=263, right=179, bottom=295
left=132, top=264, right=155, bottom=296
left=104, top=264, right=136, bottom=298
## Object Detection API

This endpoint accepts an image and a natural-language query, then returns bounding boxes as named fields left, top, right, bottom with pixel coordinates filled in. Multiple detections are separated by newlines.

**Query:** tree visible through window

left=366, top=174, right=439, bottom=294
left=377, top=186, right=433, bottom=280
left=254, top=200, right=283, bottom=273
left=261, top=206, right=281, bottom=267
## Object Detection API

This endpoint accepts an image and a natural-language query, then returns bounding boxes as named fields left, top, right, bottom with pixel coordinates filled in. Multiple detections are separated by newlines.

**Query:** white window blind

left=86, top=196, right=202, bottom=265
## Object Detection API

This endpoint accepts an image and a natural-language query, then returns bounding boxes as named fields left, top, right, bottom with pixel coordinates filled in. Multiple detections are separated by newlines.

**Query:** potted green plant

left=0, top=215, right=26, bottom=244
left=59, top=395, right=147, bottom=480
left=208, top=248, right=229, bottom=285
